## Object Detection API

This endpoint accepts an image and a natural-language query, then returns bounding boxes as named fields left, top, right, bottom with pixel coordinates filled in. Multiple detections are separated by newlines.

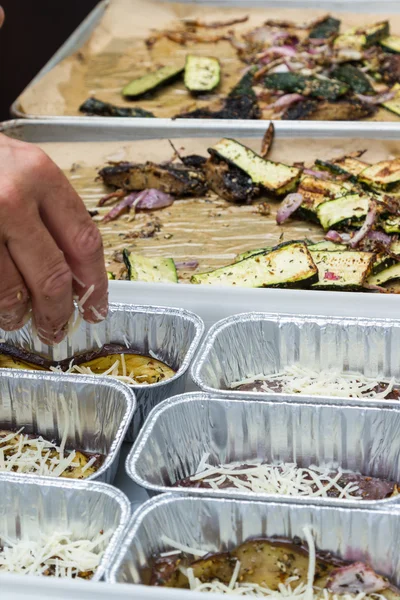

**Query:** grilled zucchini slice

left=309, top=16, right=340, bottom=40
left=315, top=157, right=368, bottom=182
left=122, top=65, right=184, bottom=98
left=380, top=35, right=400, bottom=54
left=264, top=73, right=348, bottom=101
left=382, top=83, right=400, bottom=117
left=307, top=241, right=347, bottom=252
left=311, top=250, right=374, bottom=290
left=296, top=175, right=349, bottom=220
left=123, top=251, right=178, bottom=283
left=209, top=139, right=301, bottom=195
left=372, top=241, right=400, bottom=274
left=367, top=263, right=400, bottom=286
left=191, top=241, right=318, bottom=288
left=331, top=64, right=374, bottom=95
left=184, top=55, right=220, bottom=93
left=333, top=34, right=366, bottom=52
left=334, top=21, right=389, bottom=50
left=358, top=159, right=400, bottom=191
left=380, top=215, right=400, bottom=234
left=316, top=194, right=370, bottom=230
left=234, top=247, right=272, bottom=262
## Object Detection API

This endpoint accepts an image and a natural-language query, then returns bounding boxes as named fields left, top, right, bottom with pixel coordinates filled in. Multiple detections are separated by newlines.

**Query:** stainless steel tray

left=107, top=493, right=400, bottom=585
left=0, top=302, right=204, bottom=441
left=10, top=0, right=400, bottom=119
left=192, top=311, right=400, bottom=407
left=3, top=118, right=400, bottom=328
left=126, top=391, right=400, bottom=508
left=0, top=370, right=134, bottom=484
left=0, top=473, right=130, bottom=582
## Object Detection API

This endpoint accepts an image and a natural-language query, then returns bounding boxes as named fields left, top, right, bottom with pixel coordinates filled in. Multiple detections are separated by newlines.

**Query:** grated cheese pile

left=49, top=355, right=141, bottom=386
left=0, top=530, right=108, bottom=578
left=231, top=365, right=396, bottom=399
left=189, top=455, right=361, bottom=499
left=162, top=528, right=387, bottom=599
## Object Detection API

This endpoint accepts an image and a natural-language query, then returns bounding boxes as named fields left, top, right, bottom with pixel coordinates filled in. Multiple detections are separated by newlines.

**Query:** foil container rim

left=106, top=492, right=400, bottom=583
left=190, top=311, right=400, bottom=407
left=0, top=369, right=137, bottom=483
left=0, top=473, right=131, bottom=582
left=125, top=391, right=400, bottom=508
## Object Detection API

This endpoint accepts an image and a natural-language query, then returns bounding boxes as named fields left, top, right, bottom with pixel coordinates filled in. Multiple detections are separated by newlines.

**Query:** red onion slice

left=303, top=168, right=331, bottom=180
left=366, top=230, right=392, bottom=246
left=276, top=193, right=303, bottom=224
left=102, top=192, right=142, bottom=223
left=175, top=261, right=199, bottom=270
left=258, top=45, right=297, bottom=61
left=102, top=189, right=174, bottom=222
left=356, top=90, right=396, bottom=105
left=269, top=93, right=305, bottom=110
left=349, top=201, right=377, bottom=248
left=325, top=230, right=352, bottom=244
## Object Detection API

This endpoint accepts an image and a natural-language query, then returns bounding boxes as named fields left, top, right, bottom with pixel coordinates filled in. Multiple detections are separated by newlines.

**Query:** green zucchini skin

left=191, top=241, right=318, bottom=288
left=79, top=97, right=155, bottom=118
left=382, top=83, right=400, bottom=117
left=309, top=16, right=341, bottom=40
left=184, top=55, right=221, bottom=93
left=367, top=262, right=400, bottom=286
left=311, top=250, right=375, bottom=290
left=234, top=247, right=272, bottom=263
left=264, top=73, right=348, bottom=101
left=331, top=65, right=374, bottom=95
left=123, top=251, right=178, bottom=283
left=122, top=65, right=184, bottom=98
left=380, top=35, right=400, bottom=54
left=316, top=194, right=370, bottom=231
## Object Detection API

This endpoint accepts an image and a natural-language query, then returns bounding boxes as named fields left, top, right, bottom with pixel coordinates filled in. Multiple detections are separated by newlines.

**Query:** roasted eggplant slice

left=203, top=156, right=256, bottom=203
left=123, top=251, right=178, bottom=283
left=79, top=97, right=155, bottom=118
left=358, top=159, right=400, bottom=191
left=311, top=250, right=375, bottom=290
left=122, top=65, right=184, bottom=98
left=184, top=55, right=220, bottom=93
left=209, top=139, right=301, bottom=195
left=191, top=241, right=318, bottom=288
left=99, top=162, right=207, bottom=196
left=316, top=193, right=370, bottom=230
left=284, top=99, right=376, bottom=121
left=76, top=352, right=175, bottom=384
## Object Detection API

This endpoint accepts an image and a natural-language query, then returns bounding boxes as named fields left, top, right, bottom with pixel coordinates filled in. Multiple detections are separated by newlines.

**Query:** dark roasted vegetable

left=209, top=138, right=301, bottom=195
left=203, top=156, right=256, bottom=203
left=309, top=16, right=341, bottom=40
left=283, top=98, right=376, bottom=121
left=315, top=155, right=368, bottom=182
left=331, top=64, right=374, bottom=95
left=123, top=251, right=178, bottom=283
left=99, top=162, right=207, bottom=196
left=79, top=97, right=155, bottom=118
left=311, top=250, right=375, bottom=290
left=264, top=73, right=348, bottom=101
left=358, top=159, right=400, bottom=191
left=122, top=65, right=184, bottom=98
left=184, top=55, right=220, bottom=93
left=296, top=175, right=350, bottom=221
left=191, top=241, right=318, bottom=288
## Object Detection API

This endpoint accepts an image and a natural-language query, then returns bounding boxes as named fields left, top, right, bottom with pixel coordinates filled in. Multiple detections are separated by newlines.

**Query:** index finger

left=38, top=160, right=108, bottom=323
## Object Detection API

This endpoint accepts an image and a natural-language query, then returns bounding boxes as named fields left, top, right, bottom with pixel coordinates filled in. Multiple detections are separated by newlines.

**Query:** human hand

left=0, top=6, right=4, bottom=28
left=0, top=134, right=108, bottom=344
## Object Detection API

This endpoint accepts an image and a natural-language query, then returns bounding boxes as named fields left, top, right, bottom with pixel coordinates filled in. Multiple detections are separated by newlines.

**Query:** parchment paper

left=34, top=135, right=400, bottom=281
left=16, top=0, right=400, bottom=121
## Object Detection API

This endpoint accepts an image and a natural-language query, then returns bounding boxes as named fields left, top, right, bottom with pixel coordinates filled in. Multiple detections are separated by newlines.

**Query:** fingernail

left=86, top=294, right=109, bottom=324
left=0, top=312, right=25, bottom=331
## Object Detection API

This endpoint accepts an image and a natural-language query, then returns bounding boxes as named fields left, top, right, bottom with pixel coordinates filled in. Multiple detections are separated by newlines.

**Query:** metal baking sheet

left=0, top=473, right=130, bottom=582
left=3, top=118, right=400, bottom=328
left=0, top=370, right=134, bottom=484
left=10, top=0, right=400, bottom=120
left=107, top=493, right=400, bottom=585
left=0, top=302, right=204, bottom=441
left=192, top=311, right=400, bottom=407
left=126, top=391, right=400, bottom=507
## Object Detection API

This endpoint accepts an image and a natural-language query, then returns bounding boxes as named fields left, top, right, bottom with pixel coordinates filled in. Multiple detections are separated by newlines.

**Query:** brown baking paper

left=34, top=134, right=400, bottom=282
left=16, top=0, right=400, bottom=121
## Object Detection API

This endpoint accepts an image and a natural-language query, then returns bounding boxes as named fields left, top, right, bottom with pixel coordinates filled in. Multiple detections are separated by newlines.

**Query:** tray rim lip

left=125, top=389, right=400, bottom=508
left=10, top=0, right=400, bottom=120
left=190, top=310, right=400, bottom=407
left=0, top=472, right=131, bottom=583
left=105, top=490, right=400, bottom=583
left=0, top=368, right=136, bottom=483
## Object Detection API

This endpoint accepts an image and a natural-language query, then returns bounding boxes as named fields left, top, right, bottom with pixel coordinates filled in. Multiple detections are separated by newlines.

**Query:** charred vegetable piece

left=315, top=156, right=368, bottom=182
left=203, top=156, right=256, bottom=203
left=184, top=55, right=220, bottom=93
left=367, top=262, right=400, bottom=286
left=283, top=98, right=376, bottom=121
left=363, top=21, right=390, bottom=47
left=311, top=250, right=375, bottom=290
left=122, top=65, right=184, bottom=98
left=123, top=251, right=178, bottom=283
left=79, top=97, right=155, bottom=118
left=358, top=159, right=400, bottom=191
left=99, top=162, right=207, bottom=196
left=380, top=35, right=400, bottom=54
left=0, top=343, right=53, bottom=370
left=209, top=139, right=301, bottom=195
left=334, top=21, right=389, bottom=50
left=77, top=353, right=175, bottom=384
left=309, top=16, right=340, bottom=40
left=296, top=175, right=349, bottom=221
left=382, top=83, right=400, bottom=116
left=191, top=241, right=318, bottom=288
left=316, top=193, right=370, bottom=230
left=264, top=73, right=348, bottom=101
left=331, top=64, right=374, bottom=95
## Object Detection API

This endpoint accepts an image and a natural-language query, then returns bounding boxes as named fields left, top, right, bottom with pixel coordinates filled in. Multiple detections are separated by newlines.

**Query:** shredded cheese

left=0, top=530, right=109, bottom=578
left=50, top=361, right=139, bottom=386
left=189, top=457, right=361, bottom=500
left=231, top=365, right=397, bottom=400
left=76, top=285, right=95, bottom=315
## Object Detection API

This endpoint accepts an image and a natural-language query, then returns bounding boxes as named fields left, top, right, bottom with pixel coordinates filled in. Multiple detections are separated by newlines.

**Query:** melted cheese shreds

left=231, top=365, right=396, bottom=399
left=50, top=361, right=139, bottom=386
left=0, top=530, right=109, bottom=577
left=190, top=457, right=361, bottom=500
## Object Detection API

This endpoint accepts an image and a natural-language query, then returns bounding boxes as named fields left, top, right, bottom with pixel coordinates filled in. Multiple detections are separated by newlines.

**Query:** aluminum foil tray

left=126, top=391, right=400, bottom=508
left=0, top=303, right=204, bottom=441
left=191, top=312, right=400, bottom=407
left=0, top=370, right=135, bottom=484
left=107, top=493, right=400, bottom=586
left=0, top=473, right=130, bottom=582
